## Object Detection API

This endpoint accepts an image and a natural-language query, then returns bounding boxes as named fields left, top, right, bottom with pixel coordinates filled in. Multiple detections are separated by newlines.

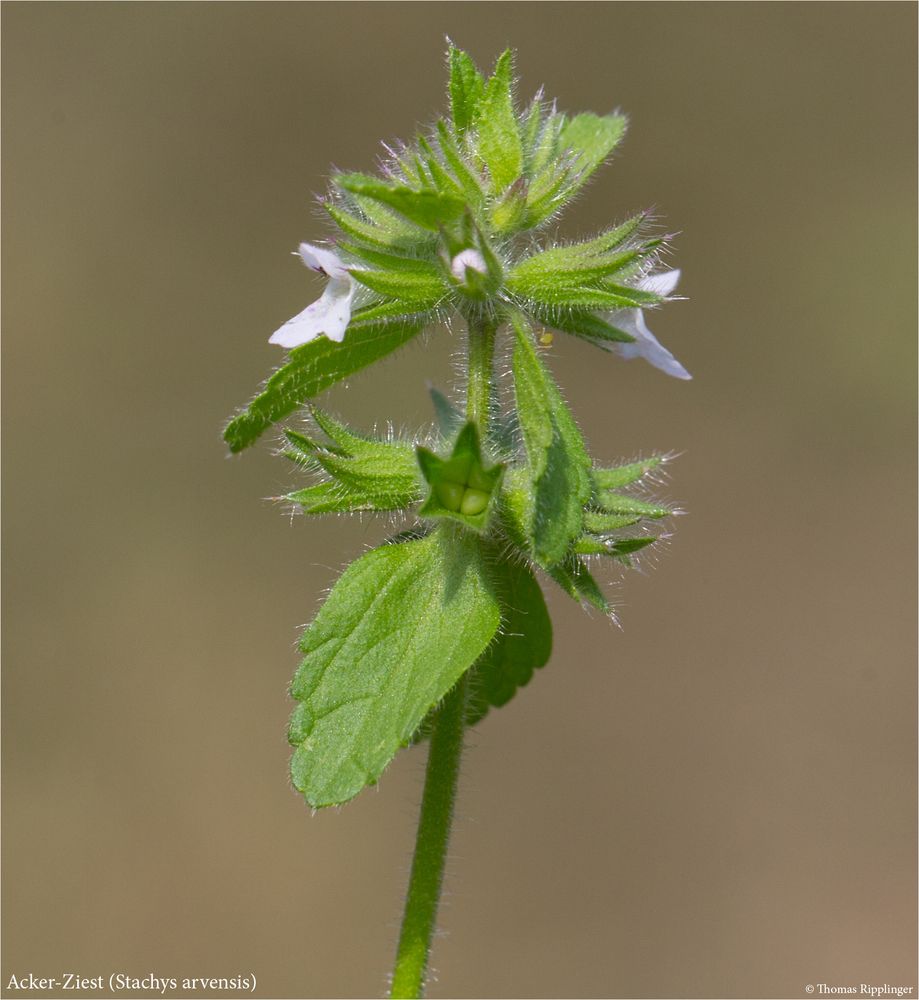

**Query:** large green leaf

left=224, top=319, right=422, bottom=453
left=466, top=558, right=552, bottom=726
left=288, top=530, right=500, bottom=807
left=511, top=315, right=591, bottom=567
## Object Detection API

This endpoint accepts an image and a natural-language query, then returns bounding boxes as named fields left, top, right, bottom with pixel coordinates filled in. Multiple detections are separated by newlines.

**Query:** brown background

left=2, top=4, right=916, bottom=998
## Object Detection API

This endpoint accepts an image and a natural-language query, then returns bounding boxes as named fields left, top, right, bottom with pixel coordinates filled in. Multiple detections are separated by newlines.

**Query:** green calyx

left=417, top=422, right=505, bottom=531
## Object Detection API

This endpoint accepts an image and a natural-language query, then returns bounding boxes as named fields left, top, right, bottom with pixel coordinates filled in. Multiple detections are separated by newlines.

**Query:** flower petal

left=606, top=308, right=692, bottom=380
left=640, top=268, right=681, bottom=297
left=298, top=242, right=350, bottom=280
left=269, top=276, right=355, bottom=348
left=450, top=248, right=487, bottom=281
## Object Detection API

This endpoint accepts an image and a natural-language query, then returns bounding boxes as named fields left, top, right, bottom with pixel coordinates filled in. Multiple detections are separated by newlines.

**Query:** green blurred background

left=3, top=4, right=916, bottom=998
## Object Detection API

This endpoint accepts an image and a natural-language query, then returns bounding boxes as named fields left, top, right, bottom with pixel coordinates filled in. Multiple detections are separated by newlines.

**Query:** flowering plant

left=225, top=45, right=688, bottom=999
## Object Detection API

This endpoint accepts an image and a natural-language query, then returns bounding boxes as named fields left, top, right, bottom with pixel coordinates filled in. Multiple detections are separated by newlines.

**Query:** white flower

left=605, top=269, right=691, bottom=380
left=269, top=243, right=356, bottom=348
left=450, top=248, right=487, bottom=282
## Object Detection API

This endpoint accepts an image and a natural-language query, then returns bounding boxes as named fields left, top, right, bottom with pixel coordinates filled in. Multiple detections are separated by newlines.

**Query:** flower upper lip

left=268, top=243, right=356, bottom=348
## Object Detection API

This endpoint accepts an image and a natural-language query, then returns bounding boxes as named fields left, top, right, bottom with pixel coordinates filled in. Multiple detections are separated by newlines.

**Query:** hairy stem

left=389, top=314, right=496, bottom=999
left=389, top=670, right=470, bottom=999
left=465, top=315, right=497, bottom=433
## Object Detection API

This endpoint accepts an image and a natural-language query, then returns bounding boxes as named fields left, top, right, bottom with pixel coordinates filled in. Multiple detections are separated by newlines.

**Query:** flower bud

left=450, top=248, right=488, bottom=283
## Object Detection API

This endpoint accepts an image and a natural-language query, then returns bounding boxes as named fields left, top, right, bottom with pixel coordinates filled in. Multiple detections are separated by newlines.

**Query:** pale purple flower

left=269, top=243, right=356, bottom=348
left=606, top=269, right=691, bottom=380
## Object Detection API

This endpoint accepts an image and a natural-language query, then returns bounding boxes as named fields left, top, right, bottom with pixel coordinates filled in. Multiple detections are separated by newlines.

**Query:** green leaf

left=326, top=194, right=427, bottom=251
left=325, top=204, right=406, bottom=251
left=609, top=537, right=657, bottom=556
left=574, top=534, right=657, bottom=558
left=313, top=448, right=417, bottom=502
left=490, top=177, right=528, bottom=233
left=597, top=282, right=662, bottom=307
left=309, top=407, right=390, bottom=456
left=347, top=299, right=436, bottom=324
left=583, top=511, right=642, bottom=533
left=338, top=173, right=466, bottom=231
left=507, top=218, right=656, bottom=289
left=288, top=530, right=501, bottom=807
left=530, top=307, right=635, bottom=344
left=282, top=428, right=326, bottom=468
left=517, top=284, right=653, bottom=311
left=336, top=243, right=439, bottom=274
left=224, top=319, right=423, bottom=453
left=547, top=556, right=609, bottom=612
left=285, top=481, right=365, bottom=514
left=511, top=314, right=591, bottom=566
left=476, top=50, right=523, bottom=192
left=466, top=557, right=552, bottom=726
left=595, top=491, right=671, bottom=518
left=520, top=96, right=546, bottom=167
left=509, top=247, right=644, bottom=291
left=523, top=163, right=573, bottom=227
left=558, top=112, right=627, bottom=194
left=526, top=109, right=566, bottom=177
left=435, top=121, right=486, bottom=204
left=448, top=45, right=485, bottom=135
left=429, top=386, right=464, bottom=439
left=592, top=456, right=663, bottom=491
left=284, top=411, right=421, bottom=512
left=416, top=135, right=464, bottom=197
left=572, top=537, right=610, bottom=556
left=351, top=266, right=448, bottom=307
left=565, top=214, right=649, bottom=258
left=496, top=468, right=534, bottom=553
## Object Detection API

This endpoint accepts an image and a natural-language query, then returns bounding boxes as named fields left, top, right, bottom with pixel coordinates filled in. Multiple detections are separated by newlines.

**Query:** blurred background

left=3, top=4, right=916, bottom=998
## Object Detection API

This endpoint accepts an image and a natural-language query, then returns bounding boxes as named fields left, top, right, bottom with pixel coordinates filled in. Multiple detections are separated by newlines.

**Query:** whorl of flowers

left=266, top=47, right=688, bottom=378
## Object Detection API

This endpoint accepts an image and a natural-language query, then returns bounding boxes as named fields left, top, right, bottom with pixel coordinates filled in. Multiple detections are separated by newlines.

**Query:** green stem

left=389, top=314, right=496, bottom=999
left=465, top=314, right=497, bottom=433
left=389, top=671, right=470, bottom=999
